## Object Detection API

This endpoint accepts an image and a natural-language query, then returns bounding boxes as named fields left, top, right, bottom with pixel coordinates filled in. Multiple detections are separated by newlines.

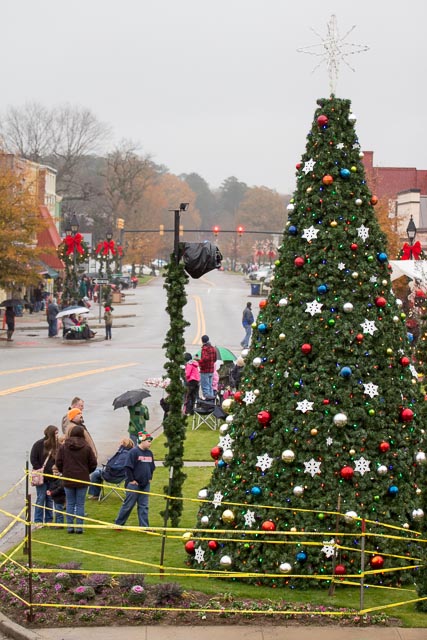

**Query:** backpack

left=102, top=446, right=132, bottom=482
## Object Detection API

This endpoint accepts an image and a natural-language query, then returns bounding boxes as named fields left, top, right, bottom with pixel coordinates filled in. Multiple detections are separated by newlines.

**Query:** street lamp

left=169, top=203, right=189, bottom=264
left=406, top=216, right=417, bottom=259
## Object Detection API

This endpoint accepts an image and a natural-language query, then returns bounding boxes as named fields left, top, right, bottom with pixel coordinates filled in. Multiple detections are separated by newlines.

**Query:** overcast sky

left=2, top=1, right=426, bottom=193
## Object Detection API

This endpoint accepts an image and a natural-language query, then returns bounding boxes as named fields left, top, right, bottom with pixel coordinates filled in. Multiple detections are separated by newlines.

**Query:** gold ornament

left=222, top=509, right=235, bottom=523
left=279, top=333, right=286, bottom=341
left=182, top=531, right=192, bottom=540
left=330, top=220, right=338, bottom=227
left=310, top=428, right=318, bottom=436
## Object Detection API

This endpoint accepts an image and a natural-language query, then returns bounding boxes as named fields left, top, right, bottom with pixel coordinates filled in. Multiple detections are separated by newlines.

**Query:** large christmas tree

left=188, top=95, right=427, bottom=588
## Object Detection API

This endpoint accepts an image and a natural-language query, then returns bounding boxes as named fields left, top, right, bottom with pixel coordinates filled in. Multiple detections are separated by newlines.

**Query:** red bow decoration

left=64, top=233, right=84, bottom=255
left=402, top=241, right=422, bottom=260
left=102, top=240, right=116, bottom=256
left=95, top=242, right=103, bottom=255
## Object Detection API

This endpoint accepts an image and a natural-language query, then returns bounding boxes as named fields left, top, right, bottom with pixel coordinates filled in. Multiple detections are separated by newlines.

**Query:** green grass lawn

left=12, top=463, right=427, bottom=627
left=151, top=421, right=219, bottom=461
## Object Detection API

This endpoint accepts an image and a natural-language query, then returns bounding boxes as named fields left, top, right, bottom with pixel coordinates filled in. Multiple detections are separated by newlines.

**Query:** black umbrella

left=0, top=299, right=23, bottom=307
left=113, top=388, right=151, bottom=410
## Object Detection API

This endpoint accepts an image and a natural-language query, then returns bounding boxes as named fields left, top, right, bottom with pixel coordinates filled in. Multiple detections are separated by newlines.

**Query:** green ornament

left=367, top=255, right=374, bottom=262
left=317, top=513, right=325, bottom=520
left=328, top=319, right=335, bottom=326
left=275, top=260, right=280, bottom=266
left=294, top=381, right=301, bottom=389
left=368, top=409, right=375, bottom=416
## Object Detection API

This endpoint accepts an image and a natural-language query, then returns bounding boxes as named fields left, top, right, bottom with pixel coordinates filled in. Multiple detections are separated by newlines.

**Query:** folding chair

left=98, top=472, right=126, bottom=503
left=192, top=399, right=227, bottom=431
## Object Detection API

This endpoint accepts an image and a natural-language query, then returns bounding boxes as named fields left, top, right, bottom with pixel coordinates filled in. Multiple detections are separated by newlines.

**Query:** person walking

left=55, top=425, right=97, bottom=534
left=184, top=352, right=200, bottom=415
left=5, top=305, right=15, bottom=342
left=104, top=306, right=113, bottom=340
left=241, top=302, right=254, bottom=348
left=114, top=432, right=156, bottom=529
left=47, top=297, right=59, bottom=337
left=128, top=401, right=150, bottom=445
left=198, top=335, right=217, bottom=399
left=30, top=425, right=59, bottom=526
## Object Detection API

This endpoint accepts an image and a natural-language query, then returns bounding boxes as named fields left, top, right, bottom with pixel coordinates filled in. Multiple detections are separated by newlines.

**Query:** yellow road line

left=191, top=295, right=206, bottom=345
left=0, top=363, right=139, bottom=396
left=0, top=360, right=101, bottom=376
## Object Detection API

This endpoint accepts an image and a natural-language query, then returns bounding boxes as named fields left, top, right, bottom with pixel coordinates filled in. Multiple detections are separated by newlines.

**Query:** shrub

left=73, top=586, right=96, bottom=601
left=117, top=573, right=145, bottom=589
left=127, top=585, right=146, bottom=604
left=152, top=582, right=183, bottom=605
left=82, top=574, right=112, bottom=592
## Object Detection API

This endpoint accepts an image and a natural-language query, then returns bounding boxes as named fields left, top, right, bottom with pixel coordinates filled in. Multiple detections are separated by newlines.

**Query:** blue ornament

left=340, top=168, right=351, bottom=179
left=317, top=284, right=328, bottom=295
left=339, top=366, right=352, bottom=378
left=288, top=225, right=298, bottom=236
left=258, top=323, right=267, bottom=333
left=388, top=485, right=399, bottom=496
left=407, top=332, right=414, bottom=343
left=251, top=486, right=262, bottom=496
left=217, top=459, right=226, bottom=469
left=377, top=252, right=388, bottom=263
left=296, top=551, right=307, bottom=563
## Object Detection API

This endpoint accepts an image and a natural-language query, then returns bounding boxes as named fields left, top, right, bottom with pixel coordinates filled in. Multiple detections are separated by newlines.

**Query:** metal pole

left=328, top=494, right=341, bottom=596
left=159, top=466, right=174, bottom=577
left=27, top=494, right=34, bottom=622
left=174, top=210, right=180, bottom=264
left=23, top=458, right=30, bottom=554
left=360, top=518, right=366, bottom=610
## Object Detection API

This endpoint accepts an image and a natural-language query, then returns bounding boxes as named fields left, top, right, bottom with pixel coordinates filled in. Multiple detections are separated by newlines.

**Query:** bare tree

left=0, top=102, right=55, bottom=162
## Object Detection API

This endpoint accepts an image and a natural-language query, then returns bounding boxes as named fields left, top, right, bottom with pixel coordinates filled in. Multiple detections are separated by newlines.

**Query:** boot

left=7, top=331, right=13, bottom=341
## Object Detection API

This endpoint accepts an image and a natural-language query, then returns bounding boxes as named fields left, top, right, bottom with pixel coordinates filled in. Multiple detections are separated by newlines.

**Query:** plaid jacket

left=199, top=343, right=216, bottom=373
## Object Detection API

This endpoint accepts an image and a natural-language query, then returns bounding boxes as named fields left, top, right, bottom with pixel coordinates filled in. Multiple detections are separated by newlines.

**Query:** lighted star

left=338, top=262, right=346, bottom=271
left=305, top=300, right=323, bottom=316
left=354, top=457, right=370, bottom=476
left=321, top=539, right=337, bottom=558
left=302, top=225, right=320, bottom=242
left=212, top=491, right=224, bottom=509
left=296, top=399, right=314, bottom=413
left=304, top=458, right=321, bottom=477
left=243, top=390, right=256, bottom=405
left=362, top=382, right=379, bottom=398
left=297, top=14, right=369, bottom=93
left=244, top=510, right=256, bottom=527
left=256, top=453, right=273, bottom=472
left=357, top=224, right=369, bottom=241
left=194, top=546, right=205, bottom=563
left=302, top=158, right=316, bottom=174
left=219, top=434, right=234, bottom=450
left=360, top=319, right=378, bottom=335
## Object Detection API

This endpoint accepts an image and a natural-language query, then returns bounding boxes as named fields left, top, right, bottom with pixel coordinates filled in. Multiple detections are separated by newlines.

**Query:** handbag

left=30, top=453, right=51, bottom=487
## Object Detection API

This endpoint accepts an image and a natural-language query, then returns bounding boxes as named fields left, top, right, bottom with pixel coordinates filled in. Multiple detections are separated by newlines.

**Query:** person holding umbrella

left=112, top=389, right=151, bottom=446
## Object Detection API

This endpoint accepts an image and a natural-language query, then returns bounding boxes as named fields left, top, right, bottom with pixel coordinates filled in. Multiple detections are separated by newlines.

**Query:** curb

left=0, top=612, right=42, bottom=640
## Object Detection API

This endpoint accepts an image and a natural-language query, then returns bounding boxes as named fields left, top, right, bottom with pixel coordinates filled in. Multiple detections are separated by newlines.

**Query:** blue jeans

left=115, top=482, right=150, bottom=527
left=54, top=503, right=65, bottom=524
left=34, top=483, right=53, bottom=524
left=48, top=318, right=58, bottom=337
left=241, top=324, right=252, bottom=348
left=88, top=468, right=103, bottom=497
left=200, top=373, right=213, bottom=399
left=64, top=486, right=87, bottom=532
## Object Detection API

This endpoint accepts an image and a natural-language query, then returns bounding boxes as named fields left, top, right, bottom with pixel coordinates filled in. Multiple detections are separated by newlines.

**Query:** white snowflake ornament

left=243, top=390, right=256, bottom=405
left=302, top=225, right=320, bottom=242
left=305, top=300, right=323, bottom=316
left=321, top=539, right=337, bottom=558
left=194, top=546, right=205, bottom=563
left=244, top=509, right=256, bottom=527
left=256, top=453, right=274, bottom=472
left=304, top=458, right=321, bottom=477
left=360, top=319, right=378, bottom=335
left=302, top=158, right=315, bottom=174
left=354, top=457, right=370, bottom=476
left=357, top=224, right=370, bottom=241
left=296, top=399, right=314, bottom=413
left=212, top=491, right=224, bottom=508
left=362, top=382, right=379, bottom=398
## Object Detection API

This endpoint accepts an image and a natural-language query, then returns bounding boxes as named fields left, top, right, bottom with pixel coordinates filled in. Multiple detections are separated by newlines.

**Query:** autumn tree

left=181, top=172, right=217, bottom=229
left=0, top=159, right=47, bottom=288
left=236, top=186, right=285, bottom=261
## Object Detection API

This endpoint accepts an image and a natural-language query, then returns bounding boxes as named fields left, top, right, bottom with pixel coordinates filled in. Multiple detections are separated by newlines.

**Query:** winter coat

left=64, top=420, right=98, bottom=458
left=199, top=343, right=216, bottom=374
left=55, top=436, right=97, bottom=488
left=128, top=403, right=150, bottom=437
left=104, top=310, right=113, bottom=326
left=30, top=437, right=56, bottom=481
left=124, top=446, right=155, bottom=487
left=185, top=360, right=200, bottom=383
left=242, top=306, right=254, bottom=327
left=47, top=478, right=66, bottom=505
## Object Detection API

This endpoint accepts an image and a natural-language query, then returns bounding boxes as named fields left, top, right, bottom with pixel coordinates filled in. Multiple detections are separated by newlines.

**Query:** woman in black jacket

left=30, top=425, right=59, bottom=525
left=55, top=425, right=97, bottom=534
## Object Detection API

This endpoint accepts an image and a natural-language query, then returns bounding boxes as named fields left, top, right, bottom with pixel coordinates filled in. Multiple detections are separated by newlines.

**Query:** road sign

left=94, top=278, right=109, bottom=285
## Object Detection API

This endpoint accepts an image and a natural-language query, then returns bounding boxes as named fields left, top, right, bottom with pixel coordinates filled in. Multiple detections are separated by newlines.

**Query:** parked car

left=249, top=267, right=274, bottom=282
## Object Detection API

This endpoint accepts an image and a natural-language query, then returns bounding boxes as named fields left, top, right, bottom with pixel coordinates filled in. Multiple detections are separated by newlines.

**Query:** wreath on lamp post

left=57, top=233, right=90, bottom=305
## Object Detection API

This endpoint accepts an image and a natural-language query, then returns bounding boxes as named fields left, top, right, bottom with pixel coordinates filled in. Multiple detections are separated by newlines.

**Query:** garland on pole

left=57, top=234, right=90, bottom=305
left=161, top=256, right=189, bottom=526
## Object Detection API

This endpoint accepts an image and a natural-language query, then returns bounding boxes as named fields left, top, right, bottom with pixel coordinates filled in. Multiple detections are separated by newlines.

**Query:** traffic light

left=159, top=224, right=164, bottom=236
left=116, top=218, right=125, bottom=229
left=237, top=225, right=244, bottom=237
left=179, top=224, right=184, bottom=237
left=212, top=225, right=220, bottom=238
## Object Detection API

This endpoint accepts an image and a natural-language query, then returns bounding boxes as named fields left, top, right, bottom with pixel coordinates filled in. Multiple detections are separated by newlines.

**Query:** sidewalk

left=0, top=615, right=425, bottom=640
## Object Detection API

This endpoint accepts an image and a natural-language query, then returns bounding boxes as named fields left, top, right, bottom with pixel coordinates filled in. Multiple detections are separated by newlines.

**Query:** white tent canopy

left=389, top=260, right=427, bottom=284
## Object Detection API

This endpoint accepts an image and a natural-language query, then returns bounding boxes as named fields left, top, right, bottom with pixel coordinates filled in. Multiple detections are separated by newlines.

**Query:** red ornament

left=296, top=162, right=302, bottom=170
left=322, top=174, right=334, bottom=185
left=370, top=554, right=384, bottom=569
left=317, top=114, right=329, bottom=127
left=350, top=243, right=358, bottom=252
left=375, top=296, right=387, bottom=307
left=259, top=299, right=268, bottom=309
left=356, top=333, right=364, bottom=342
left=294, top=256, right=305, bottom=268
left=210, top=446, right=223, bottom=460
left=234, top=391, right=243, bottom=403
left=257, top=410, right=272, bottom=425
left=400, top=356, right=410, bottom=367
left=401, top=408, right=414, bottom=422
left=340, top=466, right=354, bottom=480
left=322, top=399, right=330, bottom=405
left=301, top=343, right=312, bottom=355
left=184, top=540, right=195, bottom=554
left=334, top=564, right=346, bottom=575
left=370, top=195, right=378, bottom=206
left=261, top=520, right=276, bottom=532
left=379, top=441, right=390, bottom=453
left=208, top=540, right=218, bottom=551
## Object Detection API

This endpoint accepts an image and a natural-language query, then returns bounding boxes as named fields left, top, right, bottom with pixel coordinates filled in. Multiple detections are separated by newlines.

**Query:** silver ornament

left=279, top=562, right=292, bottom=573
left=396, top=298, right=403, bottom=309
left=254, top=389, right=260, bottom=396
left=279, top=298, right=288, bottom=307
left=343, top=302, right=354, bottom=313
left=226, top=414, right=234, bottom=424
left=351, top=272, right=359, bottom=279
left=403, top=523, right=410, bottom=529
left=349, top=449, right=356, bottom=455
left=377, top=465, right=388, bottom=476
left=200, top=515, right=209, bottom=525
left=412, top=509, right=425, bottom=521
left=286, top=203, right=295, bottom=212
left=415, top=452, right=426, bottom=464
left=279, top=333, right=286, bottom=341
left=359, top=151, right=364, bottom=158
left=198, top=489, right=208, bottom=499
left=222, top=449, right=234, bottom=463
left=348, top=113, right=357, bottom=122
left=253, top=357, right=262, bottom=368
left=219, top=424, right=229, bottom=434
left=344, top=510, right=358, bottom=524
left=220, top=555, right=232, bottom=566
left=392, top=316, right=399, bottom=324
left=241, top=348, right=249, bottom=358
left=293, top=485, right=304, bottom=497
left=333, top=413, right=348, bottom=427
left=416, top=488, right=422, bottom=495
left=355, top=198, right=363, bottom=206
left=382, top=280, right=388, bottom=286
left=281, top=449, right=295, bottom=463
